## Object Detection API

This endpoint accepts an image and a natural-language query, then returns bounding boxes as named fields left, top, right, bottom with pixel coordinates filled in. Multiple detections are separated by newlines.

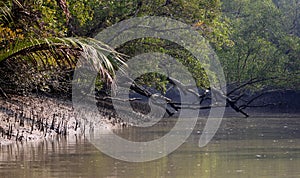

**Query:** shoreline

left=1, top=92, right=299, bottom=146
left=0, top=94, right=124, bottom=145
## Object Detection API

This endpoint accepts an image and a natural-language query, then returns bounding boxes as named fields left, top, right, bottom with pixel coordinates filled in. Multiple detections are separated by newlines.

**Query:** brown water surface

left=0, top=116, right=300, bottom=178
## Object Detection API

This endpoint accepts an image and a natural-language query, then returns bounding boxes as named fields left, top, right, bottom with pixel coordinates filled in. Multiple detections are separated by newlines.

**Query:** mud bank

left=0, top=95, right=125, bottom=145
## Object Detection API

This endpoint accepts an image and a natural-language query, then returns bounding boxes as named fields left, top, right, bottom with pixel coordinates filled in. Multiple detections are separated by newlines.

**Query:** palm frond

left=0, top=37, right=126, bottom=83
left=0, top=0, right=23, bottom=24
left=0, top=3, right=12, bottom=24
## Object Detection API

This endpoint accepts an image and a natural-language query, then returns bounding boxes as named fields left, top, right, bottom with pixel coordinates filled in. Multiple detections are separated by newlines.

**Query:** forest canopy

left=0, top=0, right=299, bottom=97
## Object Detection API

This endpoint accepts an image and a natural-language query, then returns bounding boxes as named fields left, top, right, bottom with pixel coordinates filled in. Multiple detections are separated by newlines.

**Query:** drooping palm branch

left=0, top=0, right=126, bottom=97
left=0, top=1, right=124, bottom=80
left=0, top=37, right=125, bottom=83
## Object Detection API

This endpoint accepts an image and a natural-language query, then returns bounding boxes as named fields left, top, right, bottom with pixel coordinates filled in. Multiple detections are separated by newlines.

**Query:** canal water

left=0, top=116, right=300, bottom=178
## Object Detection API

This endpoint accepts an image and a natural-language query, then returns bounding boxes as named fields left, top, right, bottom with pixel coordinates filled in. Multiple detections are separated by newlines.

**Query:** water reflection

left=1, top=117, right=300, bottom=178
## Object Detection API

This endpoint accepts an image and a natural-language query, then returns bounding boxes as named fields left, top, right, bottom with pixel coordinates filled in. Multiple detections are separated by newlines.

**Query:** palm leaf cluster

left=0, top=0, right=124, bottom=96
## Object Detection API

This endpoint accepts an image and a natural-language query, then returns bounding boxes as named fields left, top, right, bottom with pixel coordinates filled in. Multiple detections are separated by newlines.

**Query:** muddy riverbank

left=0, top=95, right=125, bottom=145
left=1, top=89, right=299, bottom=145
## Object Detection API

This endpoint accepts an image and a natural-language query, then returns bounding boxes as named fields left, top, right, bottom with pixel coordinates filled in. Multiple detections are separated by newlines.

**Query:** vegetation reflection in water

left=0, top=117, right=300, bottom=178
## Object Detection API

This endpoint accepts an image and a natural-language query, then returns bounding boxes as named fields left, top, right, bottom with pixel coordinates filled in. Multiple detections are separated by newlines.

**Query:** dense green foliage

left=220, top=0, right=300, bottom=89
left=0, top=0, right=299, bottom=96
left=0, top=0, right=123, bottom=95
left=84, top=0, right=232, bottom=91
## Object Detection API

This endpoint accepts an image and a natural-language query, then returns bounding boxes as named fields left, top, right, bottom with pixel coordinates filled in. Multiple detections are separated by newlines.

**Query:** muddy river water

left=0, top=115, right=300, bottom=178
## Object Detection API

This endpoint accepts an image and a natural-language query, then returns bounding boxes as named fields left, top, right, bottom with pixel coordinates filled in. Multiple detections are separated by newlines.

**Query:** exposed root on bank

left=0, top=94, right=127, bottom=145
